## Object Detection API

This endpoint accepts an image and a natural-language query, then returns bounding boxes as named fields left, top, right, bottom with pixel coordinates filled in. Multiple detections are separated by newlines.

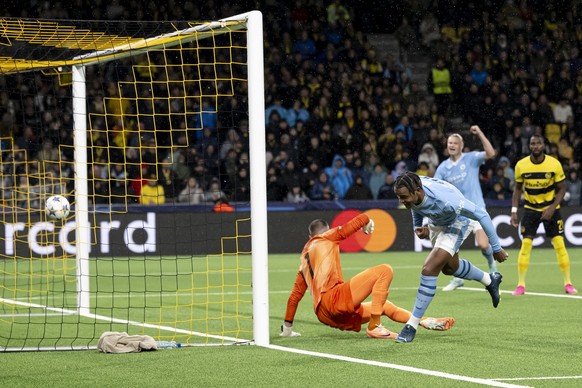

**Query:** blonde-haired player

left=434, top=125, right=498, bottom=291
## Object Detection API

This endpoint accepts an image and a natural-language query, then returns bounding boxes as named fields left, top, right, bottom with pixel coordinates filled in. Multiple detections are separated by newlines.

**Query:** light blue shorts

left=428, top=216, right=472, bottom=256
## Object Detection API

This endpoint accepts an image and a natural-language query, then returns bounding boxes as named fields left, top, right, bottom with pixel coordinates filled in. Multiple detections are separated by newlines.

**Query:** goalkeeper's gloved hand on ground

left=280, top=323, right=301, bottom=337
left=362, top=219, right=375, bottom=235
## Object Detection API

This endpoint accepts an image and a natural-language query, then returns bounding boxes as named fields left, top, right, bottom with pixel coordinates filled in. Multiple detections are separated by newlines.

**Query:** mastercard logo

left=331, top=209, right=398, bottom=252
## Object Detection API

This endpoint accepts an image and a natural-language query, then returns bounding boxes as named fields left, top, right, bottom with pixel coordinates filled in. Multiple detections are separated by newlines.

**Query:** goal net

left=0, top=11, right=268, bottom=351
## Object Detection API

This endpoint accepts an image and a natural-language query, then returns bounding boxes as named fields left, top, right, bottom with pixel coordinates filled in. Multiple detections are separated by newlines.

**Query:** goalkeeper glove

left=362, top=219, right=375, bottom=235
left=280, top=324, right=301, bottom=337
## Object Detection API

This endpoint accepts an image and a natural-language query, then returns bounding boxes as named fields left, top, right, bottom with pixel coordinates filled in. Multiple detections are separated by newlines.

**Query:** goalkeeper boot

left=442, top=277, right=464, bottom=291
left=395, top=324, right=416, bottom=343
left=486, top=272, right=502, bottom=308
left=366, top=324, right=397, bottom=339
left=565, top=284, right=578, bottom=295
left=419, top=317, right=455, bottom=331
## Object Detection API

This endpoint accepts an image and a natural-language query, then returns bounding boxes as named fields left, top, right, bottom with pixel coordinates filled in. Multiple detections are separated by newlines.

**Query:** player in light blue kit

left=434, top=125, right=498, bottom=291
left=393, top=172, right=508, bottom=343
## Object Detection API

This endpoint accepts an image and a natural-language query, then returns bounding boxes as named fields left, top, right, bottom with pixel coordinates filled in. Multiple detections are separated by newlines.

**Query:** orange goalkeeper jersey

left=284, top=214, right=369, bottom=322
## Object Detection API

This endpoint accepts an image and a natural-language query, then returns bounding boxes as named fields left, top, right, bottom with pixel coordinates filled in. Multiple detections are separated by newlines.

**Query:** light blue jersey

left=434, top=151, right=486, bottom=209
left=410, top=176, right=501, bottom=252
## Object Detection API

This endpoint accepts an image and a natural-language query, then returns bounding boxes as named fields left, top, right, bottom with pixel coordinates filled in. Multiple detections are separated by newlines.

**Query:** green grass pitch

left=1, top=248, right=580, bottom=387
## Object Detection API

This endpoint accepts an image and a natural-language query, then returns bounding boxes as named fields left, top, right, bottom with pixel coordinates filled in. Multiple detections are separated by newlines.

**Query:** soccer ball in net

left=45, top=195, right=71, bottom=220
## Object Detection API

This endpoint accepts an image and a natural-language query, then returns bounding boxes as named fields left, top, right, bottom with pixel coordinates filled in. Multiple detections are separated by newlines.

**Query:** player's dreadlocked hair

left=394, top=171, right=422, bottom=194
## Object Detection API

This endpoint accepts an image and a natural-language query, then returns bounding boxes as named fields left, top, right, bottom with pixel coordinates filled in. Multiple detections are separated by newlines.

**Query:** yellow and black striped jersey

left=514, top=154, right=565, bottom=211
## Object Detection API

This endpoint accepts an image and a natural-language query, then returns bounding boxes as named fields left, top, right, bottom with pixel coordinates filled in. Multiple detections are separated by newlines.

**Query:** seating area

left=1, top=0, right=581, bottom=207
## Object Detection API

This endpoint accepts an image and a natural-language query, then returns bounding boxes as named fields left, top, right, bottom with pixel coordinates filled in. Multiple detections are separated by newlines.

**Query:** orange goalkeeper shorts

left=316, top=282, right=363, bottom=332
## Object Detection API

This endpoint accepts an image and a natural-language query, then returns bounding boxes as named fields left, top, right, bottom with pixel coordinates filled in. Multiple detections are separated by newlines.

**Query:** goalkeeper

left=281, top=214, right=455, bottom=339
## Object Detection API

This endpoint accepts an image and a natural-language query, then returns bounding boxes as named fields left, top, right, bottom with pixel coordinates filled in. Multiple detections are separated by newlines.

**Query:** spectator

left=159, top=158, right=180, bottom=201
left=417, top=143, right=439, bottom=176
left=300, top=160, right=322, bottom=196
left=368, top=163, right=387, bottom=199
left=309, top=171, right=337, bottom=201
left=219, top=128, right=241, bottom=160
left=394, top=16, right=417, bottom=61
left=377, top=174, right=397, bottom=200
left=552, top=97, right=574, bottom=125
left=419, top=12, right=441, bottom=50
left=232, top=166, right=251, bottom=202
left=324, top=154, right=353, bottom=200
left=177, top=176, right=204, bottom=205
left=469, top=61, right=488, bottom=87
left=391, top=160, right=408, bottom=180
left=565, top=169, right=581, bottom=206
left=202, top=143, right=220, bottom=177
left=140, top=174, right=165, bottom=205
left=204, top=179, right=226, bottom=204
left=349, top=156, right=370, bottom=186
left=488, top=166, right=513, bottom=197
left=415, top=161, right=431, bottom=177
left=110, top=163, right=134, bottom=204
left=326, top=0, right=350, bottom=25
left=220, top=147, right=240, bottom=196
left=344, top=175, right=373, bottom=200
left=497, top=156, right=515, bottom=189
left=172, top=151, right=191, bottom=187
left=287, top=100, right=310, bottom=128
left=393, top=115, right=414, bottom=144
left=35, top=138, right=60, bottom=173
left=281, top=159, right=302, bottom=196
left=428, top=58, right=452, bottom=116
left=293, top=30, right=317, bottom=60
left=487, top=181, right=512, bottom=200
left=286, top=184, right=310, bottom=203
left=266, top=166, right=286, bottom=201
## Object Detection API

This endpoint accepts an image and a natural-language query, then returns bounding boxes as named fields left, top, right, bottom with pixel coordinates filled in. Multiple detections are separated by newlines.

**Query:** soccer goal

left=0, top=11, right=268, bottom=351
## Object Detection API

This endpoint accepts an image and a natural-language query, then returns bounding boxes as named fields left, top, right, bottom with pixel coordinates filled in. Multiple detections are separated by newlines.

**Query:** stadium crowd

left=1, top=0, right=582, bottom=208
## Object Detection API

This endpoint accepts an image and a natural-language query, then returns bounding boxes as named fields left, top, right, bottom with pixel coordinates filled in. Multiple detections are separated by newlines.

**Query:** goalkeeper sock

left=370, top=264, right=392, bottom=315
left=368, top=314, right=381, bottom=330
left=383, top=301, right=412, bottom=323
left=552, top=236, right=572, bottom=285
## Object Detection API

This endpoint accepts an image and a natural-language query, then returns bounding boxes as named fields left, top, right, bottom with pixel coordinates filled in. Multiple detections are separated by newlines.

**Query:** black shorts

left=520, top=208, right=564, bottom=238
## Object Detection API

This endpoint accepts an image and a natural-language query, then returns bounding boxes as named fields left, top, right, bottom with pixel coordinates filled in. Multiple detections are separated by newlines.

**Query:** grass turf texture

left=1, top=248, right=580, bottom=387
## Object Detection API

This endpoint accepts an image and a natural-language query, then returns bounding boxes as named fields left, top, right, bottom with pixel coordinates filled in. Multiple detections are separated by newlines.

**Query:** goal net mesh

left=0, top=15, right=259, bottom=351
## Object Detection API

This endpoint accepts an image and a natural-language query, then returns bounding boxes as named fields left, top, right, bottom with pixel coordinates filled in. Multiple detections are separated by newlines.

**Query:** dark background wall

left=3, top=206, right=582, bottom=258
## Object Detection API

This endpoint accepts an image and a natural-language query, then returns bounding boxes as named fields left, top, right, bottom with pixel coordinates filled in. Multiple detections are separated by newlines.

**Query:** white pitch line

left=455, top=286, right=582, bottom=299
left=0, top=297, right=242, bottom=343
left=6, top=285, right=580, bottom=304
left=493, top=376, right=582, bottom=382
left=265, top=344, right=531, bottom=388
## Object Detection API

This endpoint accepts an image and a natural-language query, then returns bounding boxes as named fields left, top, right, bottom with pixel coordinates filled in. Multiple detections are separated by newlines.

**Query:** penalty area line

left=264, top=344, right=531, bottom=388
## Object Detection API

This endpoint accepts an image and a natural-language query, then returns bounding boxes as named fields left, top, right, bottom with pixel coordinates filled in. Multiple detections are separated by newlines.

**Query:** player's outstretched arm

left=281, top=272, right=307, bottom=337
left=470, top=125, right=496, bottom=159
